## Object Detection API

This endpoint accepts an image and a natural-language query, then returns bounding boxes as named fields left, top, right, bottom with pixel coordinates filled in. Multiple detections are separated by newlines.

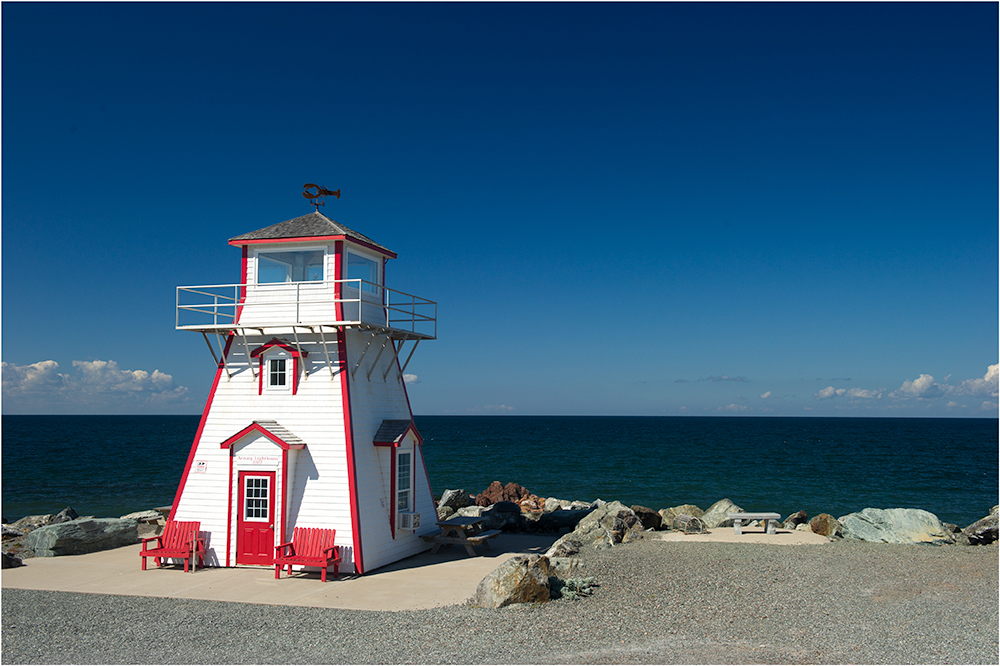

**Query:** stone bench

left=728, top=512, right=782, bottom=535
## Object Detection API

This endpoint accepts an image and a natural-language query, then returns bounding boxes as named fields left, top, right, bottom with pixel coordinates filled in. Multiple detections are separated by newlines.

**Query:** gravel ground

left=3, top=538, right=997, bottom=664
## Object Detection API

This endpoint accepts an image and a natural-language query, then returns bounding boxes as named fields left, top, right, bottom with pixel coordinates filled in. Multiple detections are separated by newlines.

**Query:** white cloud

left=760, top=391, right=772, bottom=399
left=2, top=359, right=189, bottom=413
left=718, top=403, right=748, bottom=412
left=402, top=373, right=420, bottom=384
left=953, top=363, right=999, bottom=397
left=981, top=401, right=998, bottom=412
left=481, top=404, right=516, bottom=412
left=816, top=386, right=882, bottom=400
left=891, top=373, right=944, bottom=399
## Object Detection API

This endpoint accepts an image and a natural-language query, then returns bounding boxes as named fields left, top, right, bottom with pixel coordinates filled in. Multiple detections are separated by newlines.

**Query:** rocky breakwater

left=439, top=482, right=999, bottom=609
left=2, top=507, right=167, bottom=567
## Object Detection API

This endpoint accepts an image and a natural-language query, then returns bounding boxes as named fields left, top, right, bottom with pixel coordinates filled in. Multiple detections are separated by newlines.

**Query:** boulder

left=480, top=501, right=523, bottom=531
left=475, top=481, right=531, bottom=507
left=782, top=510, right=808, bottom=529
left=119, top=510, right=163, bottom=522
left=436, top=505, right=455, bottom=521
left=943, top=523, right=971, bottom=546
left=545, top=534, right=583, bottom=558
left=570, top=501, right=642, bottom=547
left=839, top=508, right=953, bottom=545
left=700, top=499, right=745, bottom=529
left=2, top=525, right=27, bottom=539
left=544, top=497, right=569, bottom=513
left=630, top=505, right=662, bottom=531
left=438, top=489, right=472, bottom=512
left=810, top=513, right=842, bottom=538
left=530, top=508, right=593, bottom=533
left=12, top=514, right=55, bottom=533
left=472, top=554, right=552, bottom=608
left=2, top=552, right=23, bottom=569
left=53, top=507, right=79, bottom=524
left=26, top=518, right=139, bottom=557
left=453, top=505, right=485, bottom=519
left=963, top=506, right=999, bottom=546
left=659, top=504, right=704, bottom=528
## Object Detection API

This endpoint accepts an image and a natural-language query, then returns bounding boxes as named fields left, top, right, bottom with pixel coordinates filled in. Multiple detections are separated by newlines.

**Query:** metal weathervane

left=303, top=183, right=341, bottom=210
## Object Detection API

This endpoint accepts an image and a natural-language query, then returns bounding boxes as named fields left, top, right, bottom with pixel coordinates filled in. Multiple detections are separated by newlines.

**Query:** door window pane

left=244, top=477, right=270, bottom=520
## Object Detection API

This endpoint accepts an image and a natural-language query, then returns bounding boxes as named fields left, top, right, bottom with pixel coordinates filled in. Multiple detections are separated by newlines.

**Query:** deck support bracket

left=351, top=329, right=378, bottom=379
left=366, top=334, right=391, bottom=381
left=215, top=332, right=231, bottom=379
left=239, top=329, right=256, bottom=380
left=382, top=339, right=405, bottom=382
left=314, top=326, right=339, bottom=379
left=398, top=339, right=421, bottom=377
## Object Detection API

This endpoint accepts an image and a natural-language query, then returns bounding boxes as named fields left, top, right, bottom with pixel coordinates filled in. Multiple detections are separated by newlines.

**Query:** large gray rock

left=700, top=499, right=746, bottom=529
left=840, top=508, right=953, bottom=545
left=963, top=506, right=999, bottom=546
left=472, top=554, right=552, bottom=608
left=630, top=505, right=662, bottom=531
left=120, top=510, right=162, bottom=522
left=438, top=489, right=472, bottom=512
left=545, top=534, right=583, bottom=558
left=12, top=514, right=55, bottom=533
left=659, top=504, right=704, bottom=528
left=569, top=501, right=642, bottom=547
left=26, top=518, right=139, bottom=557
left=2, top=552, right=23, bottom=569
left=480, top=502, right=523, bottom=531
left=526, top=508, right=593, bottom=533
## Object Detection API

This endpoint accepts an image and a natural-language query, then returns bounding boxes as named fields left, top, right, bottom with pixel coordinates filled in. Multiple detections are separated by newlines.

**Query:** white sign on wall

left=194, top=461, right=208, bottom=473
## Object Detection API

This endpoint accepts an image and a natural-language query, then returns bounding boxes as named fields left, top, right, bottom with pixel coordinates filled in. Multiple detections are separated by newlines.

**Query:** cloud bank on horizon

left=2, top=359, right=190, bottom=414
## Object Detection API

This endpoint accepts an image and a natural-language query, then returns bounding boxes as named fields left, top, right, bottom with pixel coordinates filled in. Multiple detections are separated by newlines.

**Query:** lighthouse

left=169, top=189, right=437, bottom=575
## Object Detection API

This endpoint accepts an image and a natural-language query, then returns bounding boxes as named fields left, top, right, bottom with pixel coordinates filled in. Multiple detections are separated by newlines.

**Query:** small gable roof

left=220, top=420, right=307, bottom=450
left=373, top=419, right=422, bottom=447
left=249, top=337, right=308, bottom=359
left=228, top=211, right=396, bottom=258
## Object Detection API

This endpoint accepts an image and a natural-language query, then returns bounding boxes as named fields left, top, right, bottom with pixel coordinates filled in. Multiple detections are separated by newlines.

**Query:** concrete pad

left=1, top=533, right=559, bottom=611
left=657, top=527, right=831, bottom=545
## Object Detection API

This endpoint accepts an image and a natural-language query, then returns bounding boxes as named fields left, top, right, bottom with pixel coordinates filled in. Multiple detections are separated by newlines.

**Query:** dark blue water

left=2, top=415, right=996, bottom=527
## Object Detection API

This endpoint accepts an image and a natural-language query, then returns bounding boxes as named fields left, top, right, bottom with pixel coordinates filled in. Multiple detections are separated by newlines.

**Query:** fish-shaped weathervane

left=303, top=183, right=341, bottom=210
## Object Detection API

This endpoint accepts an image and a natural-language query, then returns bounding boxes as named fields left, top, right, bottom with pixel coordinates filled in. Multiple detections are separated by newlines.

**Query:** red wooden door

left=237, top=471, right=276, bottom=565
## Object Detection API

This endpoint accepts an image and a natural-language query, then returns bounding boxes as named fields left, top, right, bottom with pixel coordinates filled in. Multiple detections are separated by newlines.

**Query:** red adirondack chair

left=274, top=527, right=340, bottom=582
left=140, top=520, right=205, bottom=573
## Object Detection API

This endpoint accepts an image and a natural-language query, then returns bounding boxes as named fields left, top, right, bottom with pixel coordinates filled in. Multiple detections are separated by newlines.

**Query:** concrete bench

left=728, top=512, right=782, bottom=535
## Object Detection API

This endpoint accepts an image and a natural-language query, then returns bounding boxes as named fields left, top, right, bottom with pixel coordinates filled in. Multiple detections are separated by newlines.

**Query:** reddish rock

left=475, top=481, right=505, bottom=506
left=810, top=513, right=842, bottom=537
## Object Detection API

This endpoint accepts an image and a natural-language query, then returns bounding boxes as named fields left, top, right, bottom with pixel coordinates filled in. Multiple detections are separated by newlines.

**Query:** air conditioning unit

left=397, top=512, right=421, bottom=531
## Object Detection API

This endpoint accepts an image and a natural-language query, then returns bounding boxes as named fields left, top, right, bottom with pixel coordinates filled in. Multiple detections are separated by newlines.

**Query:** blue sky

left=2, top=2, right=997, bottom=417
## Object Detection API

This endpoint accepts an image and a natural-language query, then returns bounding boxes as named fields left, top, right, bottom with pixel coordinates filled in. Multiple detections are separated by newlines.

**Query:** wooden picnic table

left=421, top=515, right=502, bottom=556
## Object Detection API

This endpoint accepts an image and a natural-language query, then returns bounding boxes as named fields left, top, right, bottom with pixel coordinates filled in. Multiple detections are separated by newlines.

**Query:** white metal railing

left=175, top=279, right=437, bottom=338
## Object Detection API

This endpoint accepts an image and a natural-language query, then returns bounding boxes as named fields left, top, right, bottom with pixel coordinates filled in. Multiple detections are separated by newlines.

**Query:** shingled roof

left=229, top=211, right=395, bottom=256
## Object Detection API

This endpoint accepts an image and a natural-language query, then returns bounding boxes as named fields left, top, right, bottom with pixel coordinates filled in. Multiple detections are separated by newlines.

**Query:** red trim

left=219, top=422, right=306, bottom=450
left=231, top=235, right=397, bottom=259
left=281, top=449, right=289, bottom=546
left=169, top=334, right=235, bottom=522
left=226, top=450, right=234, bottom=567
left=237, top=246, right=248, bottom=323
left=335, top=244, right=365, bottom=575
left=235, top=470, right=276, bottom=565
left=251, top=339, right=307, bottom=396
left=389, top=450, right=396, bottom=540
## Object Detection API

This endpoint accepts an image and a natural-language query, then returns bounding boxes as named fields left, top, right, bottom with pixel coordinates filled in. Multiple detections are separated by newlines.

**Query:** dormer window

left=267, top=357, right=287, bottom=389
left=250, top=338, right=308, bottom=395
left=257, top=249, right=325, bottom=283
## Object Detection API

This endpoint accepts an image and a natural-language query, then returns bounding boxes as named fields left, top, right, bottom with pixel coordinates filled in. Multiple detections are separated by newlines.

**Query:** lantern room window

left=257, top=250, right=325, bottom=283
left=346, top=251, right=380, bottom=294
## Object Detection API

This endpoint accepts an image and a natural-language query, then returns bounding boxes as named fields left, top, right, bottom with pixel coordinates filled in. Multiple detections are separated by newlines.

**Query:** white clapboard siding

left=172, top=322, right=429, bottom=574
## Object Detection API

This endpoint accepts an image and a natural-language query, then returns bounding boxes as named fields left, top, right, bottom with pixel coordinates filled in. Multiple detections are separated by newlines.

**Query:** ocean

left=2, top=415, right=996, bottom=528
